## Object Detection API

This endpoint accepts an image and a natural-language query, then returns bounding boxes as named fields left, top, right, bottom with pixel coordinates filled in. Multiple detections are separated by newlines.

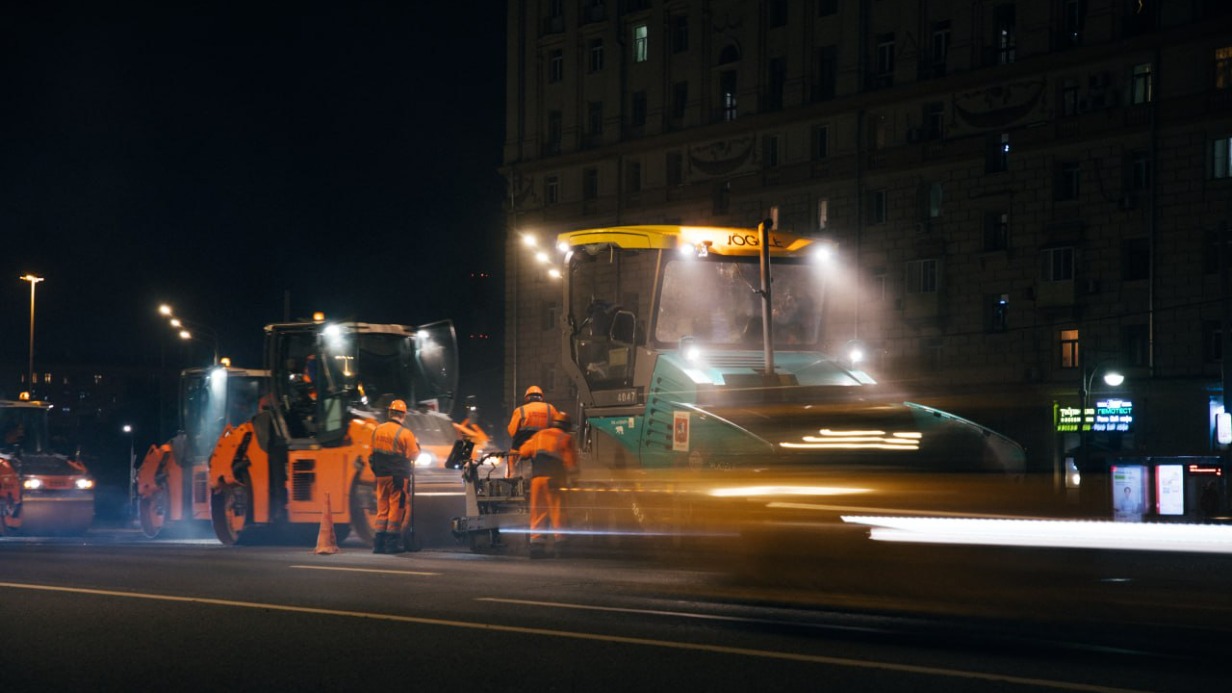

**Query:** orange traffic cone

left=313, top=493, right=339, bottom=555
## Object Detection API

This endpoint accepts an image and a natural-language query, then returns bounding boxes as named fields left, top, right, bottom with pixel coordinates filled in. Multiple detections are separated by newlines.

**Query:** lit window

left=1060, top=329, right=1080, bottom=369
left=817, top=198, right=829, bottom=230
left=1215, top=46, right=1232, bottom=90
left=632, top=24, right=648, bottom=63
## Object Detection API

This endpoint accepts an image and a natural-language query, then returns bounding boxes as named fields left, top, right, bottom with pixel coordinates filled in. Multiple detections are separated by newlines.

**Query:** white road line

left=289, top=565, right=439, bottom=576
left=0, top=581, right=1146, bottom=693
left=476, top=596, right=849, bottom=629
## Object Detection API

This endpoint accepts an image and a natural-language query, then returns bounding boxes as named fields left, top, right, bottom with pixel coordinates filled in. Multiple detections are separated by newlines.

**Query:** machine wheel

left=349, top=477, right=377, bottom=546
left=139, top=481, right=169, bottom=539
left=211, top=483, right=250, bottom=545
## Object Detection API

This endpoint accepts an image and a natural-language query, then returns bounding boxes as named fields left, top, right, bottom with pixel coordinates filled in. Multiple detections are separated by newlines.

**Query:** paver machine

left=208, top=319, right=456, bottom=547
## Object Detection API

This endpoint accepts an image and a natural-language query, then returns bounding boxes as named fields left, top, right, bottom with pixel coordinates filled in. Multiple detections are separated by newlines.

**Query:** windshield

left=655, top=258, right=825, bottom=348
left=323, top=332, right=415, bottom=409
left=0, top=406, right=50, bottom=455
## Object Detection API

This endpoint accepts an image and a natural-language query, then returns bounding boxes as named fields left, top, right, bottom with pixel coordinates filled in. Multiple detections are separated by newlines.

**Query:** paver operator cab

left=208, top=319, right=456, bottom=546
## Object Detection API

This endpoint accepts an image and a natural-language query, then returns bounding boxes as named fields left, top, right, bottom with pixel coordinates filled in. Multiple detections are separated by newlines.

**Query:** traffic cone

left=313, top=493, right=339, bottom=555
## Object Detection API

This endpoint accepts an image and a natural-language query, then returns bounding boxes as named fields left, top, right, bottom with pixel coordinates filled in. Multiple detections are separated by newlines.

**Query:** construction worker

left=368, top=399, right=419, bottom=554
left=507, top=385, right=560, bottom=449
left=516, top=410, right=577, bottom=558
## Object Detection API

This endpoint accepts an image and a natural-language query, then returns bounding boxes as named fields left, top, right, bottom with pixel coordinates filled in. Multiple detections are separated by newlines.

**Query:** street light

left=1077, top=361, right=1126, bottom=497
left=158, top=304, right=220, bottom=364
left=20, top=274, right=44, bottom=395
left=123, top=424, right=135, bottom=522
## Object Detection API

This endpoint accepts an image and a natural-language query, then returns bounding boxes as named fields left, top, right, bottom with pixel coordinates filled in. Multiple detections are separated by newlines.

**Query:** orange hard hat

left=551, top=411, right=572, bottom=431
left=524, top=385, right=544, bottom=401
left=389, top=399, right=408, bottom=414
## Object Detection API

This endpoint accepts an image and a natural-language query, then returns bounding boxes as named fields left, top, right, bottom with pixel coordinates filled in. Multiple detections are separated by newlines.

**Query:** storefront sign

left=1055, top=400, right=1134, bottom=432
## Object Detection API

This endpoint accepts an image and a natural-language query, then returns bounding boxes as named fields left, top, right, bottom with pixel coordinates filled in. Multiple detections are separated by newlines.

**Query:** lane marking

left=289, top=565, right=440, bottom=577
left=475, top=597, right=862, bottom=630
left=0, top=581, right=1145, bottom=693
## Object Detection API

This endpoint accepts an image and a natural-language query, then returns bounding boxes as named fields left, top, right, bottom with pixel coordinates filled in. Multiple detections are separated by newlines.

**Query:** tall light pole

left=1077, top=358, right=1125, bottom=508
left=123, top=424, right=135, bottom=521
left=20, top=274, right=44, bottom=395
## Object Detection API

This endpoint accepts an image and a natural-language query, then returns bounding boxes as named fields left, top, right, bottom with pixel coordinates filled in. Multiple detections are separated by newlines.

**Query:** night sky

left=1, top=3, right=507, bottom=373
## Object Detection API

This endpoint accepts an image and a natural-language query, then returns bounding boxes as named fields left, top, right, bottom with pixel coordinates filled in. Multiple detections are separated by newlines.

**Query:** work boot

left=372, top=531, right=388, bottom=554
left=385, top=532, right=406, bottom=555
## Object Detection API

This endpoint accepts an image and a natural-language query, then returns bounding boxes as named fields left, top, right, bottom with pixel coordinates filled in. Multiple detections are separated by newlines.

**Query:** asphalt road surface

left=2, top=524, right=1229, bottom=692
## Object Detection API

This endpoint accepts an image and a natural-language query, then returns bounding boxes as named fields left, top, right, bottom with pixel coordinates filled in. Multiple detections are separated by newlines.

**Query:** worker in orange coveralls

left=516, top=410, right=577, bottom=558
left=506, top=385, right=560, bottom=448
left=368, top=399, right=419, bottom=554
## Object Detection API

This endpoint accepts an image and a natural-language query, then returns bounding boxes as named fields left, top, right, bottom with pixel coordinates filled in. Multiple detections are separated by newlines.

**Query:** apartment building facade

left=502, top=0, right=1232, bottom=480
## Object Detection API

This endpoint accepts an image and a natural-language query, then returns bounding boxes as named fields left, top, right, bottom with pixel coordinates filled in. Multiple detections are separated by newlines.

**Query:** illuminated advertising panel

left=1112, top=465, right=1147, bottom=522
left=1054, top=399, right=1134, bottom=432
left=1155, top=464, right=1184, bottom=516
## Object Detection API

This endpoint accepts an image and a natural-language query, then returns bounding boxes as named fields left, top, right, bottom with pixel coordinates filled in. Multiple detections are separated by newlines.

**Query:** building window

left=763, top=134, right=780, bottom=168
left=1042, top=247, right=1075, bottom=282
left=1060, top=329, right=1080, bottom=369
left=671, top=81, right=688, bottom=119
left=589, top=39, right=605, bottom=73
left=817, top=198, right=829, bottom=230
left=1214, top=137, right=1232, bottom=179
left=670, top=14, right=688, bottom=53
left=582, top=167, right=598, bottom=200
left=983, top=211, right=1009, bottom=251
left=927, top=182, right=943, bottom=219
left=545, top=175, right=560, bottom=205
left=811, top=124, right=829, bottom=160
left=818, top=0, right=838, bottom=17
left=766, top=57, right=786, bottom=111
left=1061, top=79, right=1080, bottom=116
left=988, top=293, right=1009, bottom=332
left=720, top=70, right=737, bottom=121
left=666, top=151, right=683, bottom=186
left=548, top=49, right=563, bottom=83
left=994, top=4, right=1016, bottom=65
left=713, top=181, right=731, bottom=215
left=870, top=190, right=887, bottom=224
left=987, top=133, right=1010, bottom=173
left=813, top=45, right=837, bottom=101
left=626, top=160, right=641, bottom=194
left=1123, top=237, right=1150, bottom=281
left=1129, top=151, right=1151, bottom=191
left=587, top=101, right=603, bottom=136
left=1204, top=321, right=1225, bottom=363
left=768, top=0, right=788, bottom=28
left=931, top=20, right=950, bottom=68
left=924, top=102, right=944, bottom=139
left=546, top=110, right=562, bottom=154
left=631, top=90, right=647, bottom=127
left=905, top=259, right=938, bottom=294
left=1122, top=324, right=1149, bottom=368
left=875, top=33, right=895, bottom=84
left=632, top=23, right=648, bottom=63
left=1062, top=0, right=1083, bottom=46
left=1131, top=63, right=1153, bottom=104
left=1056, top=162, right=1081, bottom=200
left=1216, top=46, right=1232, bottom=90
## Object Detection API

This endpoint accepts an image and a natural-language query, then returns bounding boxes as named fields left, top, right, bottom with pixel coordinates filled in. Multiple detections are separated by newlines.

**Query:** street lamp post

left=20, top=274, right=44, bottom=395
left=1077, top=359, right=1125, bottom=506
left=123, top=424, right=135, bottom=522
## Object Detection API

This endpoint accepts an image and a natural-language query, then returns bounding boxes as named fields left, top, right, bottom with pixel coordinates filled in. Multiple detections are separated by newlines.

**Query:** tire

left=211, top=483, right=250, bottom=545
left=139, top=482, right=169, bottom=539
left=349, top=476, right=377, bottom=546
